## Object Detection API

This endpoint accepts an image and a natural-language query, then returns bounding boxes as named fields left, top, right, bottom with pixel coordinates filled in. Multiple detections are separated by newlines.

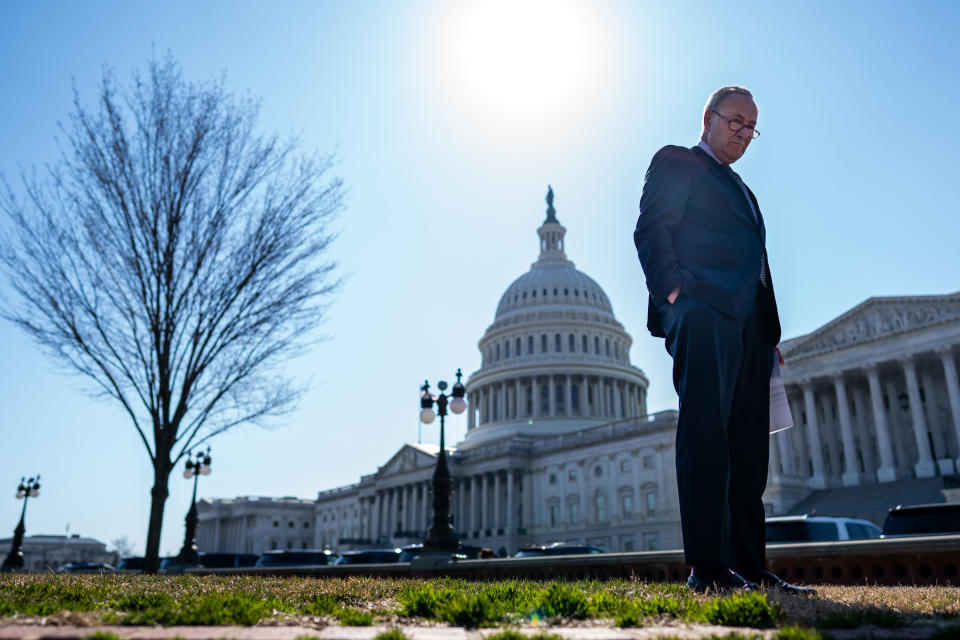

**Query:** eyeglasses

left=710, top=110, right=760, bottom=139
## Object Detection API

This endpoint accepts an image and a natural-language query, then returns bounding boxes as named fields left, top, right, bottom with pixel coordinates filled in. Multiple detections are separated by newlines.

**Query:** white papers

left=770, top=358, right=793, bottom=434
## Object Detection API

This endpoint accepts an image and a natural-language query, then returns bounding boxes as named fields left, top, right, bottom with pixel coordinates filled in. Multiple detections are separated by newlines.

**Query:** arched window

left=594, top=336, right=600, bottom=354
left=541, top=334, right=547, bottom=352
left=516, top=337, right=521, bottom=356
left=614, top=341, right=619, bottom=358
left=582, top=335, right=587, bottom=352
left=605, top=338, right=611, bottom=356
left=571, top=384, right=579, bottom=412
left=528, top=335, right=534, bottom=354
left=568, top=334, right=575, bottom=352
left=595, top=492, right=607, bottom=522
left=622, top=494, right=633, bottom=518
left=569, top=501, right=580, bottom=525
left=556, top=384, right=564, bottom=412
left=496, top=343, right=500, bottom=361
left=526, top=385, right=533, bottom=416
left=493, top=394, right=498, bottom=421
left=555, top=334, right=561, bottom=352
left=541, top=385, right=549, bottom=413
left=505, top=341, right=510, bottom=358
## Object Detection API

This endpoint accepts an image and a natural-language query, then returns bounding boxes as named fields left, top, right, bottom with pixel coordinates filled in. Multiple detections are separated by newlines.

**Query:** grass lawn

left=0, top=574, right=958, bottom=638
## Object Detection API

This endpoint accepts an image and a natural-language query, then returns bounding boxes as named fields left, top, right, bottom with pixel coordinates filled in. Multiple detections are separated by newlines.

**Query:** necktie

left=726, top=168, right=768, bottom=288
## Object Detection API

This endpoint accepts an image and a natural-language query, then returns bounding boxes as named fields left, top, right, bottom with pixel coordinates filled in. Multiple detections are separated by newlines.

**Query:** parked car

left=55, top=562, right=116, bottom=573
left=398, top=543, right=485, bottom=562
left=881, top=503, right=960, bottom=537
left=514, top=543, right=605, bottom=558
left=116, top=556, right=144, bottom=572
left=765, top=515, right=881, bottom=544
left=333, top=549, right=401, bottom=565
left=254, top=549, right=332, bottom=567
left=197, top=552, right=258, bottom=569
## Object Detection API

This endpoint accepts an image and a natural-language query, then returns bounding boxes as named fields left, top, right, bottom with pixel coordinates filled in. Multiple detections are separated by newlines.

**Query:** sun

left=438, top=0, right=608, bottom=130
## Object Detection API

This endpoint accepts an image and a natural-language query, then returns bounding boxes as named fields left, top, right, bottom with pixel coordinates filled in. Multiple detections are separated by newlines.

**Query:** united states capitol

left=197, top=191, right=960, bottom=556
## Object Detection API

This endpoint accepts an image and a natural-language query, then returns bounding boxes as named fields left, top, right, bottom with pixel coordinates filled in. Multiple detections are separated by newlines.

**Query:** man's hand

left=667, top=286, right=681, bottom=304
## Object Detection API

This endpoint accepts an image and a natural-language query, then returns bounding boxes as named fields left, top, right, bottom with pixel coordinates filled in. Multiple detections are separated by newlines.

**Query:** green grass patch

left=487, top=631, right=564, bottom=640
left=815, top=606, right=907, bottom=629
left=698, top=591, right=781, bottom=628
left=82, top=633, right=121, bottom=640
left=372, top=632, right=409, bottom=640
left=772, top=626, right=823, bottom=640
left=336, top=608, right=375, bottom=626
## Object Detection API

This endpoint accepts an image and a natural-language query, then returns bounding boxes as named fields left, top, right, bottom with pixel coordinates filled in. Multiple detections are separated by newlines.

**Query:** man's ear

left=702, top=110, right=713, bottom=135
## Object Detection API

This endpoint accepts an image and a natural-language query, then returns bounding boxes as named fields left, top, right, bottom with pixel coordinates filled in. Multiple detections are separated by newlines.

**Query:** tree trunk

left=142, top=462, right=170, bottom=574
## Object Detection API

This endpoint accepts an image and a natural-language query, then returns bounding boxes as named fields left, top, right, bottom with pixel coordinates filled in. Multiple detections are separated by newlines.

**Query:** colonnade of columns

left=362, top=480, right=433, bottom=542
left=467, top=375, right=647, bottom=428
left=770, top=348, right=960, bottom=489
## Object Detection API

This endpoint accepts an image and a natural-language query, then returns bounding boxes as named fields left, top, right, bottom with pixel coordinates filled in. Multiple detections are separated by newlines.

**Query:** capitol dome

left=459, top=187, right=650, bottom=449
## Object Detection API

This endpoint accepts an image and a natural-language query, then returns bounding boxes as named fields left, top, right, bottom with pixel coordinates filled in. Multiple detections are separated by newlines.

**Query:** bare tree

left=0, top=56, right=343, bottom=573
left=109, top=535, right=137, bottom=558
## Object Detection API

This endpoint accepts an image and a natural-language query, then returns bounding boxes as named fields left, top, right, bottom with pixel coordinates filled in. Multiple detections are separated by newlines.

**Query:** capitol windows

left=556, top=384, right=564, bottom=411
left=541, top=334, right=547, bottom=352
left=493, top=395, right=499, bottom=420
left=549, top=473, right=557, bottom=485
left=554, top=288, right=558, bottom=296
left=594, top=492, right=608, bottom=522
left=571, top=385, right=579, bottom=412
left=526, top=385, right=533, bottom=415
left=528, top=335, right=534, bottom=354
left=569, top=501, right=580, bottom=525
left=568, top=334, right=575, bottom=351
left=541, top=385, right=549, bottom=413
left=496, top=343, right=501, bottom=361
left=564, top=288, right=569, bottom=295
left=594, top=336, right=600, bottom=354
left=273, top=520, right=280, bottom=527
left=614, top=342, right=619, bottom=358
left=643, top=455, right=654, bottom=469
left=549, top=504, right=559, bottom=528
left=582, top=335, right=587, bottom=352
left=568, top=468, right=577, bottom=481
left=516, top=337, right=521, bottom=356
left=504, top=341, right=510, bottom=358
left=643, top=532, right=660, bottom=550
left=620, top=459, right=630, bottom=473
left=645, top=487, right=657, bottom=516
left=606, top=338, right=611, bottom=356
left=555, top=333, right=561, bottom=352
left=621, top=494, right=633, bottom=518
left=594, top=465, right=602, bottom=477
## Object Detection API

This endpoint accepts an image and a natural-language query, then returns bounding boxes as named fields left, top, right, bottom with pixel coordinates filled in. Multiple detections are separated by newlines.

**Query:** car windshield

left=883, top=509, right=960, bottom=535
left=766, top=521, right=839, bottom=543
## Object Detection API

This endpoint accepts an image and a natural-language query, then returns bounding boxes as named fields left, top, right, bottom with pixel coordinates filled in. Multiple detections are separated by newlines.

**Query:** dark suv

left=333, top=549, right=401, bottom=565
left=514, top=544, right=604, bottom=557
left=881, top=503, right=960, bottom=537
left=254, top=550, right=332, bottom=567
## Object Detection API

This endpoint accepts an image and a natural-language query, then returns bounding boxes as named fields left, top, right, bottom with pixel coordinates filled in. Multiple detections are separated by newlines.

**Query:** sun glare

left=439, top=0, right=608, bottom=132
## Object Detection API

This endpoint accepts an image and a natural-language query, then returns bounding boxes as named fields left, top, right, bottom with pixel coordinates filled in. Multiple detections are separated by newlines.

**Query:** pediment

left=376, top=444, right=438, bottom=479
left=780, top=293, right=960, bottom=360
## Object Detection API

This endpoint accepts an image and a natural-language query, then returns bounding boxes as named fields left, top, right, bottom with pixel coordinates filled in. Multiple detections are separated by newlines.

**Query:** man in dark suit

left=634, top=86, right=812, bottom=594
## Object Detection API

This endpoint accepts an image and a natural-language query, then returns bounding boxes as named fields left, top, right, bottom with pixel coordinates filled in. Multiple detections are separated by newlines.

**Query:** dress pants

left=659, top=286, right=773, bottom=575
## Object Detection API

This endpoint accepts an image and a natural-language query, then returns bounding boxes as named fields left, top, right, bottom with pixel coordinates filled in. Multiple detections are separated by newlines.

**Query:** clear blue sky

left=1, top=0, right=958, bottom=556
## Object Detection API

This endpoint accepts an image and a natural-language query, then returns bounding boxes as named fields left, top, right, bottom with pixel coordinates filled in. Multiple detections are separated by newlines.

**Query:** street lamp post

left=2, top=476, right=40, bottom=572
left=175, top=448, right=211, bottom=564
left=419, top=368, right=467, bottom=553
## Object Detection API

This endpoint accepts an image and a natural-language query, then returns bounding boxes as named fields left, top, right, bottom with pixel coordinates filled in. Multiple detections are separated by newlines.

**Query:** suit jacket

left=634, top=144, right=781, bottom=345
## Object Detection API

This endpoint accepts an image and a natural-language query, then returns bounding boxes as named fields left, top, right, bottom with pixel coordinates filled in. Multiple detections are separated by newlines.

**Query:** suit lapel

left=691, top=146, right=763, bottom=238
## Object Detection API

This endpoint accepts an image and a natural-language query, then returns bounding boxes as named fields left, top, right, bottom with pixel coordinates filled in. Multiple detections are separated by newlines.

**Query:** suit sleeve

left=634, top=146, right=690, bottom=304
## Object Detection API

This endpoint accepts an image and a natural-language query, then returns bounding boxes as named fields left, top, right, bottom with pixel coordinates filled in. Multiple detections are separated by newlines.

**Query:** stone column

left=775, top=424, right=796, bottom=476
left=500, top=381, right=508, bottom=422
left=788, top=392, right=808, bottom=476
left=522, top=470, right=532, bottom=533
left=901, top=357, right=936, bottom=477
left=579, top=377, right=588, bottom=417
left=851, top=385, right=876, bottom=477
left=515, top=379, right=523, bottom=419
left=480, top=472, right=488, bottom=533
left=832, top=375, right=861, bottom=486
left=802, top=381, right=827, bottom=488
left=937, top=348, right=960, bottom=469
left=372, top=492, right=382, bottom=541
left=506, top=469, right=515, bottom=535
left=566, top=376, right=573, bottom=417
left=533, top=378, right=541, bottom=418
left=469, top=476, right=478, bottom=533
left=818, top=394, right=842, bottom=482
left=885, top=379, right=910, bottom=471
left=599, top=379, right=607, bottom=418
left=493, top=470, right=502, bottom=532
left=769, top=433, right=782, bottom=483
left=922, top=369, right=953, bottom=474
left=578, top=462, right=589, bottom=527
left=549, top=375, right=556, bottom=417
left=468, top=393, right=476, bottom=430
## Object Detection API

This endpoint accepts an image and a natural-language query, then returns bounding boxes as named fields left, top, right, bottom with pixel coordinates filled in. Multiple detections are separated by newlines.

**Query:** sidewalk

left=0, top=624, right=944, bottom=640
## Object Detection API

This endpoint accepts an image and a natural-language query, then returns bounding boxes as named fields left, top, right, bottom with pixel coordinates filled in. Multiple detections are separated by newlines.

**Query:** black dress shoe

left=759, top=570, right=817, bottom=595
left=687, top=569, right=759, bottom=593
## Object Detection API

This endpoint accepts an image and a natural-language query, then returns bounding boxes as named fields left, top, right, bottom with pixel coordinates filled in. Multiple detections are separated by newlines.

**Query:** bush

left=536, top=583, right=591, bottom=619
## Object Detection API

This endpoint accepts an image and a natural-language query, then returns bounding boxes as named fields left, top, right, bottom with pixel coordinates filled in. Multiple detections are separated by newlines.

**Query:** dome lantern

left=537, top=185, right=568, bottom=264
